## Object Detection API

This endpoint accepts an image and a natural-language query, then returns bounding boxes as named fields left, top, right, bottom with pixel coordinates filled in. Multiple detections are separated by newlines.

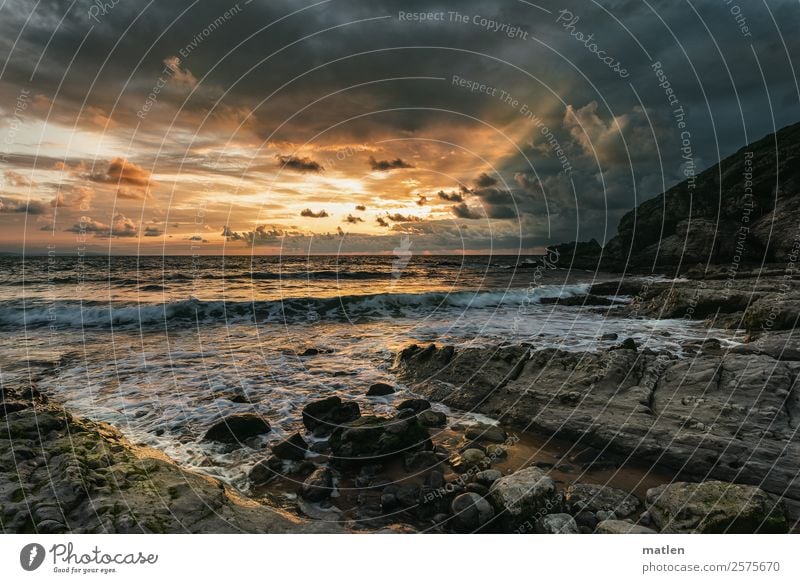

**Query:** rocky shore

left=3, top=273, right=797, bottom=534
left=392, top=273, right=799, bottom=532
left=0, top=386, right=337, bottom=533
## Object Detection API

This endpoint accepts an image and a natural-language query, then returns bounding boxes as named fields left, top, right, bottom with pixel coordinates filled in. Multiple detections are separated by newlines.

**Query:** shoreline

left=2, top=272, right=798, bottom=534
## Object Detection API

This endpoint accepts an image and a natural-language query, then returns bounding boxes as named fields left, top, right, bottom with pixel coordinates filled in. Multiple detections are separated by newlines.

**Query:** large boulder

left=328, top=414, right=430, bottom=464
left=450, top=493, right=495, bottom=532
left=488, top=467, right=561, bottom=528
left=565, top=483, right=640, bottom=518
left=202, top=413, right=271, bottom=444
left=646, top=481, right=788, bottom=533
left=301, top=396, right=360, bottom=435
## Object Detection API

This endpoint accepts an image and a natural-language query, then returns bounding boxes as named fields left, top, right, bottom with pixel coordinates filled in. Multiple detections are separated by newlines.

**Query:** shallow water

left=0, top=255, right=740, bottom=488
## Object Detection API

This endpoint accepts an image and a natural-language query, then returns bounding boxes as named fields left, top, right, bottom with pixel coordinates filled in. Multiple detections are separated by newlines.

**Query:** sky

left=0, top=0, right=798, bottom=255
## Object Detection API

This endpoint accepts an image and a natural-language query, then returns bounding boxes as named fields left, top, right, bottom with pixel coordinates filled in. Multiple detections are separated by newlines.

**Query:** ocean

left=0, top=255, right=725, bottom=488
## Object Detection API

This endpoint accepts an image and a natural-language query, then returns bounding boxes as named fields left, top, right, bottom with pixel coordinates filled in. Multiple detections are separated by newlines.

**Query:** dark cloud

left=276, top=155, right=324, bottom=174
left=355, top=204, right=367, bottom=211
left=376, top=217, right=390, bottom=227
left=386, top=213, right=422, bottom=222
left=475, top=173, right=498, bottom=188
left=368, top=156, right=415, bottom=171
left=300, top=208, right=329, bottom=218
left=437, top=190, right=464, bottom=203
left=143, top=226, right=162, bottom=237
left=0, top=198, right=47, bottom=215
left=416, top=195, right=427, bottom=206
left=345, top=214, right=364, bottom=224
left=451, top=203, right=482, bottom=220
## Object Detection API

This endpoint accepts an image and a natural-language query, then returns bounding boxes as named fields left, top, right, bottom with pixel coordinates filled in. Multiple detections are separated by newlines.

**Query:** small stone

left=450, top=492, right=495, bottom=532
left=596, top=510, right=617, bottom=522
left=460, top=448, right=487, bottom=468
left=536, top=513, right=579, bottom=534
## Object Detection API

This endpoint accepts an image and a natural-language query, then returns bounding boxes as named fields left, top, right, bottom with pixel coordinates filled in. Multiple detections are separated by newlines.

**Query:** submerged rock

left=202, top=413, right=271, bottom=444
left=646, top=481, right=788, bottom=533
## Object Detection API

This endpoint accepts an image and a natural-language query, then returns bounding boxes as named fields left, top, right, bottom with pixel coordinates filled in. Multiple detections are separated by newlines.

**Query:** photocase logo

left=19, top=543, right=46, bottom=571
left=391, top=234, right=413, bottom=280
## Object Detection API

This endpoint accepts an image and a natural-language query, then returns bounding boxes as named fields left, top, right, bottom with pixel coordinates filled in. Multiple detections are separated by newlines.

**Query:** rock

left=601, top=333, right=619, bottom=340
left=202, top=413, right=271, bottom=444
left=395, top=398, right=431, bottom=413
left=611, top=338, right=637, bottom=351
left=248, top=456, right=283, bottom=485
left=596, top=520, right=657, bottom=534
left=474, top=470, right=502, bottom=487
left=484, top=443, right=508, bottom=459
left=596, top=510, right=617, bottom=522
left=395, top=485, right=420, bottom=508
left=298, top=347, right=333, bottom=357
left=271, top=433, right=308, bottom=461
left=488, top=467, right=561, bottom=528
left=367, top=382, right=395, bottom=396
left=466, top=483, right=489, bottom=497
left=450, top=493, right=495, bottom=532
left=394, top=342, right=800, bottom=520
left=646, top=481, right=788, bottom=533
left=459, top=448, right=487, bottom=469
left=329, top=414, right=429, bottom=464
left=573, top=510, right=598, bottom=530
left=566, top=483, right=640, bottom=518
left=301, top=468, right=334, bottom=502
left=404, top=451, right=439, bottom=472
left=417, top=409, right=447, bottom=427
left=465, top=423, right=507, bottom=443
left=301, top=397, right=361, bottom=435
left=599, top=121, right=800, bottom=270
left=0, top=389, right=338, bottom=534
left=536, top=513, right=579, bottom=534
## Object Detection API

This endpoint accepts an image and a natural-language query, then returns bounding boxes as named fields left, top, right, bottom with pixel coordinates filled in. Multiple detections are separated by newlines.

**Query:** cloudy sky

left=1, top=0, right=798, bottom=254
